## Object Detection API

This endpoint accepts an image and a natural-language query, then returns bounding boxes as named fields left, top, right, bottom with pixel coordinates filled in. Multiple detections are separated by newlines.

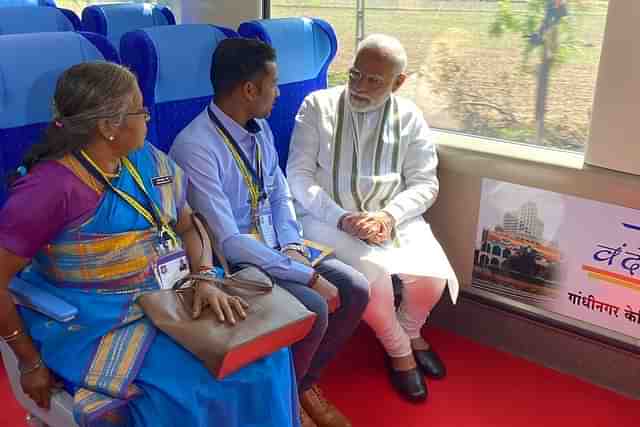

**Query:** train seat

left=238, top=17, right=337, bottom=171
left=0, top=0, right=55, bottom=7
left=82, top=3, right=175, bottom=54
left=0, top=31, right=118, bottom=427
left=0, top=6, right=80, bottom=35
left=120, top=23, right=237, bottom=151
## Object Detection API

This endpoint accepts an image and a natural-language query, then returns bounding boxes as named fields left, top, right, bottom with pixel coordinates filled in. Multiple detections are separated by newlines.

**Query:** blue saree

left=18, top=143, right=300, bottom=427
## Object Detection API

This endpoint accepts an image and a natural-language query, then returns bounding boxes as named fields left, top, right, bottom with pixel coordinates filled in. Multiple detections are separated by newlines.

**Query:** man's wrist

left=307, top=272, right=321, bottom=288
left=281, top=243, right=309, bottom=258
left=380, top=210, right=396, bottom=229
left=337, top=213, right=350, bottom=231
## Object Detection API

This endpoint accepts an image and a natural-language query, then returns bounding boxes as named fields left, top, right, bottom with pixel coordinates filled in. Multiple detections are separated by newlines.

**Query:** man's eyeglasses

left=348, top=67, right=387, bottom=89
left=126, top=107, right=151, bottom=122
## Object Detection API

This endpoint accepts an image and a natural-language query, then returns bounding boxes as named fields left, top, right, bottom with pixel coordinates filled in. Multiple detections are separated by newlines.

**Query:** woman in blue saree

left=0, top=62, right=300, bottom=427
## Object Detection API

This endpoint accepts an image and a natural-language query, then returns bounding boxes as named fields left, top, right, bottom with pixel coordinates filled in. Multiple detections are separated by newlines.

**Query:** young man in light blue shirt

left=170, top=38, right=369, bottom=427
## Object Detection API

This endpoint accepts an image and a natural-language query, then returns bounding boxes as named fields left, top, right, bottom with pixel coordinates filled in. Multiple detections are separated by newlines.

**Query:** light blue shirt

left=170, top=102, right=314, bottom=284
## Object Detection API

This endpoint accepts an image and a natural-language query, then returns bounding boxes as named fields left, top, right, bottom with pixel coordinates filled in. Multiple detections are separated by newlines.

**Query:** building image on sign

left=502, top=201, right=545, bottom=241
left=473, top=199, right=565, bottom=307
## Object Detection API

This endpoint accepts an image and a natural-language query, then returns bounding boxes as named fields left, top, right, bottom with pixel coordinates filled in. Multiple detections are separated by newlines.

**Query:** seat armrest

left=9, top=277, right=78, bottom=322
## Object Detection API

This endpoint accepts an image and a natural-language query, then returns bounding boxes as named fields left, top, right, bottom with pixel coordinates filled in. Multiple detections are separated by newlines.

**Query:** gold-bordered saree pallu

left=20, top=143, right=183, bottom=426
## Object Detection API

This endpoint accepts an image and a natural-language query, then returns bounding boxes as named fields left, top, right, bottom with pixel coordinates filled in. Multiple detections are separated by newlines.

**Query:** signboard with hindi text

left=472, top=178, right=640, bottom=345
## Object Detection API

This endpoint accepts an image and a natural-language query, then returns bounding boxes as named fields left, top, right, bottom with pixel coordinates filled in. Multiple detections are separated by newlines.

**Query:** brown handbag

left=136, top=213, right=317, bottom=379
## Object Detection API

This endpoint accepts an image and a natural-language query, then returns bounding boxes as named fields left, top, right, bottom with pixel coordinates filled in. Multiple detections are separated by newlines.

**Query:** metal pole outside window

left=356, top=0, right=365, bottom=49
left=263, top=0, right=271, bottom=19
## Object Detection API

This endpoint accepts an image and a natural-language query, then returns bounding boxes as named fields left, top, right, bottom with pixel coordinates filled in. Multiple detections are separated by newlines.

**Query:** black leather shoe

left=385, top=356, right=428, bottom=403
left=414, top=348, right=446, bottom=379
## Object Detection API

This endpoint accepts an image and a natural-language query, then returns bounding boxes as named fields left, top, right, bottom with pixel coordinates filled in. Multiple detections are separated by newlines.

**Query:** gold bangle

left=2, top=329, right=24, bottom=343
left=19, top=357, right=43, bottom=376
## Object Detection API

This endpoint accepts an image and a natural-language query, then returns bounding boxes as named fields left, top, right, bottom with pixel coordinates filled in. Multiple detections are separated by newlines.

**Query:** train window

left=271, top=0, right=609, bottom=155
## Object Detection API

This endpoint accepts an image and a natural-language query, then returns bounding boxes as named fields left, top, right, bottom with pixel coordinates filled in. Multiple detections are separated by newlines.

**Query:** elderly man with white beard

left=286, top=34, right=459, bottom=403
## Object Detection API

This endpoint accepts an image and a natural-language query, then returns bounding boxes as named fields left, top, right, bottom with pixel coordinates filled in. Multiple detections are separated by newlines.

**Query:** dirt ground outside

left=273, top=1, right=608, bottom=152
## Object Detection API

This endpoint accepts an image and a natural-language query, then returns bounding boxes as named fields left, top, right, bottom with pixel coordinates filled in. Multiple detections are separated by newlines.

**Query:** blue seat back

left=82, top=3, right=175, bottom=52
left=0, top=6, right=79, bottom=34
left=0, top=0, right=55, bottom=7
left=121, top=24, right=237, bottom=152
left=238, top=17, right=337, bottom=171
left=0, top=32, right=119, bottom=205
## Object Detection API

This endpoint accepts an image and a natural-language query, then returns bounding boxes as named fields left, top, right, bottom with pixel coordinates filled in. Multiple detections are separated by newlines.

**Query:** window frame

left=268, top=0, right=622, bottom=174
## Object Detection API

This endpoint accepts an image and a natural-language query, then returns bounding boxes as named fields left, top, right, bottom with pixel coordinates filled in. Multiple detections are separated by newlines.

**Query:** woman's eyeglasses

left=126, top=107, right=151, bottom=122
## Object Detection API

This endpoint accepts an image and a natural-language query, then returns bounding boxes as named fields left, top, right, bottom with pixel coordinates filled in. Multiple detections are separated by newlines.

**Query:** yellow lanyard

left=79, top=150, right=178, bottom=246
left=214, top=126, right=263, bottom=213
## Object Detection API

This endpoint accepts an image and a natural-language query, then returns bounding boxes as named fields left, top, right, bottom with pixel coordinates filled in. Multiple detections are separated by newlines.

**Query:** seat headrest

left=0, top=32, right=118, bottom=129
left=82, top=3, right=175, bottom=50
left=122, top=24, right=230, bottom=106
left=0, top=6, right=77, bottom=34
left=121, top=24, right=235, bottom=152
left=238, top=17, right=335, bottom=86
left=0, top=0, right=55, bottom=7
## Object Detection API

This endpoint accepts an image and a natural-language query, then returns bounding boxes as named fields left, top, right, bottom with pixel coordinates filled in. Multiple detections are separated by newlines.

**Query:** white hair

left=355, top=33, right=407, bottom=75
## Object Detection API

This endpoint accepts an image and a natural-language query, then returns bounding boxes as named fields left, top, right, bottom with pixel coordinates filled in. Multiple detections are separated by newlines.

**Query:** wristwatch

left=281, top=243, right=310, bottom=258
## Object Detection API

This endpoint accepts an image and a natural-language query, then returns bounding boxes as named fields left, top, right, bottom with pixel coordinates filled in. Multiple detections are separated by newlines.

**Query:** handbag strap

left=192, top=212, right=232, bottom=275
left=188, top=273, right=271, bottom=294
left=190, top=212, right=273, bottom=295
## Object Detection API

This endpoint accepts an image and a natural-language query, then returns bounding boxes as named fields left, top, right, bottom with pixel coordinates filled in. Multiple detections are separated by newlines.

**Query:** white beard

left=347, top=90, right=390, bottom=113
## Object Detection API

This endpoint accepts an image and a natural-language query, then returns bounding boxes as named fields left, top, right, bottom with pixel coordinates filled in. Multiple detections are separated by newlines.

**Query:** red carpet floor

left=0, top=326, right=637, bottom=426
left=318, top=326, right=639, bottom=427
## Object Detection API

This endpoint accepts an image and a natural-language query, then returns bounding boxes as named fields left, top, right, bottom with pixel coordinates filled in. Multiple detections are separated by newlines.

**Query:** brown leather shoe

left=300, top=404, right=319, bottom=427
left=300, top=385, right=352, bottom=427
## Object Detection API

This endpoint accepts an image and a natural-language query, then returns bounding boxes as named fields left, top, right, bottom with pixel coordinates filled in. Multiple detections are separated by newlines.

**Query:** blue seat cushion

left=121, top=24, right=233, bottom=151
left=268, top=79, right=318, bottom=171
left=238, top=18, right=337, bottom=171
left=0, top=6, right=76, bottom=34
left=238, top=17, right=333, bottom=86
left=153, top=96, right=212, bottom=153
left=0, top=32, right=118, bottom=203
left=82, top=3, right=174, bottom=51
left=0, top=32, right=118, bottom=130
left=0, top=0, right=55, bottom=7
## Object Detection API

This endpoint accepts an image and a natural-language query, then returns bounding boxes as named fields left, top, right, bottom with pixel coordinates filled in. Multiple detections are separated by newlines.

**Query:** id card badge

left=154, top=249, right=190, bottom=289
left=257, top=200, right=278, bottom=249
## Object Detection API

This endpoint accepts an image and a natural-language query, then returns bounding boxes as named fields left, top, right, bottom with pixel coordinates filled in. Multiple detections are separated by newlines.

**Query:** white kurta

left=287, top=86, right=459, bottom=303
